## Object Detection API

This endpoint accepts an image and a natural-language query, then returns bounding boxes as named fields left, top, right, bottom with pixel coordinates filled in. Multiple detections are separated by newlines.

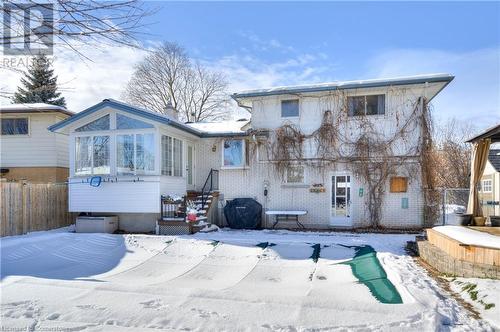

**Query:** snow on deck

left=433, top=226, right=500, bottom=249
left=0, top=228, right=493, bottom=331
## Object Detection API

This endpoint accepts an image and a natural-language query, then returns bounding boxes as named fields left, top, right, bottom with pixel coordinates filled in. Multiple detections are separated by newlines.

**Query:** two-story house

left=479, top=149, right=500, bottom=217
left=49, top=74, right=453, bottom=232
left=1, top=103, right=73, bottom=183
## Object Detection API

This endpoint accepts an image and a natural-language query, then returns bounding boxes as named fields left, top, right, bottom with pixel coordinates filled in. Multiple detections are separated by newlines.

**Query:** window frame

left=221, top=138, right=246, bottom=169
left=390, top=176, right=408, bottom=193
left=482, top=179, right=492, bottom=193
left=284, top=165, right=306, bottom=185
left=161, top=134, right=184, bottom=177
left=74, top=134, right=111, bottom=176
left=347, top=94, right=385, bottom=117
left=281, top=99, right=300, bottom=118
left=1, top=116, right=30, bottom=136
left=116, top=132, right=156, bottom=176
left=71, top=111, right=158, bottom=177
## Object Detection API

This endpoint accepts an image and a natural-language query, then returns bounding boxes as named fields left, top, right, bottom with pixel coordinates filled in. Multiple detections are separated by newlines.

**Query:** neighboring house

left=0, top=103, right=73, bottom=183
left=479, top=149, right=500, bottom=217
left=49, top=74, right=453, bottom=232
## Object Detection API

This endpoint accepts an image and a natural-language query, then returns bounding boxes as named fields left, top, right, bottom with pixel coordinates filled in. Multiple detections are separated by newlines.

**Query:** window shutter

left=390, top=177, right=408, bottom=193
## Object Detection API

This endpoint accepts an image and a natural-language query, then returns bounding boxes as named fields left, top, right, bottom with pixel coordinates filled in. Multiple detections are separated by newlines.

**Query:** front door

left=186, top=144, right=195, bottom=190
left=331, top=174, right=352, bottom=226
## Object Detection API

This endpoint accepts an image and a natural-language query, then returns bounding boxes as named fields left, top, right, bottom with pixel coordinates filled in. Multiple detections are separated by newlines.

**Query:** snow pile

left=433, top=226, right=500, bottom=249
left=451, top=278, right=500, bottom=329
left=0, top=228, right=493, bottom=331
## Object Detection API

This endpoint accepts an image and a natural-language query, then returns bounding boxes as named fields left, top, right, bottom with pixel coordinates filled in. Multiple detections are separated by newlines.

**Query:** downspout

left=230, top=94, right=253, bottom=113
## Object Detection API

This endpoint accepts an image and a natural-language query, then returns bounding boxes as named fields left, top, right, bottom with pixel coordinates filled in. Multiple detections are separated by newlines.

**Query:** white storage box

left=75, top=216, right=118, bottom=233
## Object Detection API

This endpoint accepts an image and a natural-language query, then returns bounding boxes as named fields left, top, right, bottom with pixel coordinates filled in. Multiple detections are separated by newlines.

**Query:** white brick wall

left=194, top=85, right=432, bottom=229
left=196, top=138, right=424, bottom=229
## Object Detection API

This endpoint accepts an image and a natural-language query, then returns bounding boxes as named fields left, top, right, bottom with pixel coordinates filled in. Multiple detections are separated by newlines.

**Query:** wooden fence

left=1, top=181, right=73, bottom=237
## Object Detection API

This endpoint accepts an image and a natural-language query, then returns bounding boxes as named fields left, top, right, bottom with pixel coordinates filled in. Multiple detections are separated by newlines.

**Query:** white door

left=331, top=174, right=352, bottom=226
left=186, top=144, right=195, bottom=190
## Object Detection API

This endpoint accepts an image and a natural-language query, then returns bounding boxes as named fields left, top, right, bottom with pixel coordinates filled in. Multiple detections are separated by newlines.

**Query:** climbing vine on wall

left=248, top=88, right=436, bottom=228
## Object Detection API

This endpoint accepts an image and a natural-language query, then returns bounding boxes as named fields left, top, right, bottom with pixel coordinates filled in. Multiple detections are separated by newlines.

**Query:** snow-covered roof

left=186, top=119, right=249, bottom=135
left=49, top=99, right=249, bottom=138
left=0, top=103, right=73, bottom=116
left=232, top=73, right=454, bottom=100
left=488, top=149, right=500, bottom=172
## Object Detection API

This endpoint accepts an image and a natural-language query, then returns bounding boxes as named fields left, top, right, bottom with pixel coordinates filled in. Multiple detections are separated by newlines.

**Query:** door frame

left=186, top=143, right=195, bottom=191
left=330, top=172, right=353, bottom=227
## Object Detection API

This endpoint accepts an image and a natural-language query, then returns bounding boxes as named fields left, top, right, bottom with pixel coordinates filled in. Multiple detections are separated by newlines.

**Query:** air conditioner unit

left=75, top=216, right=118, bottom=233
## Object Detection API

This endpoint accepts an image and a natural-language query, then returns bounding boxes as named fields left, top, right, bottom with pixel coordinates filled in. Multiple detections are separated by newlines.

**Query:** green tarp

left=340, top=245, right=403, bottom=304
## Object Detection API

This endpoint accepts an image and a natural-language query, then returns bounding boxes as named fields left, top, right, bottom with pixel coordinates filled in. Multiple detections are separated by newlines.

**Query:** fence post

left=442, top=189, right=446, bottom=225
left=22, top=183, right=29, bottom=234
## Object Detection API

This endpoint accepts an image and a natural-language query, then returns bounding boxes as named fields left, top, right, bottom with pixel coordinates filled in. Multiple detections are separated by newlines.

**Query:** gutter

left=232, top=75, right=455, bottom=99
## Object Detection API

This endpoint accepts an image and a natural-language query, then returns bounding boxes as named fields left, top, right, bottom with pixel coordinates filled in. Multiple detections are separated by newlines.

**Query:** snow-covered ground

left=450, top=278, right=500, bottom=330
left=0, top=227, right=495, bottom=331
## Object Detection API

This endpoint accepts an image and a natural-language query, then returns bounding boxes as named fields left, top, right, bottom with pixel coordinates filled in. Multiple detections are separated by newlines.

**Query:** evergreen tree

left=12, top=54, right=66, bottom=107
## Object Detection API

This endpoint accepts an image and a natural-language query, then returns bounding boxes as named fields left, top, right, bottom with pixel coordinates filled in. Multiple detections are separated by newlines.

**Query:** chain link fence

left=438, top=188, right=469, bottom=226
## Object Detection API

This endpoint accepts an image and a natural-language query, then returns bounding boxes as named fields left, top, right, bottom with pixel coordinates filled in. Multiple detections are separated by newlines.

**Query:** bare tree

left=124, top=42, right=229, bottom=122
left=1, top=0, right=155, bottom=57
left=432, top=118, right=477, bottom=189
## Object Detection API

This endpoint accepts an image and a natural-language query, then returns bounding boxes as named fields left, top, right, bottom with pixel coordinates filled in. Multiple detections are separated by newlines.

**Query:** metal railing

left=200, top=169, right=219, bottom=211
left=160, top=195, right=186, bottom=221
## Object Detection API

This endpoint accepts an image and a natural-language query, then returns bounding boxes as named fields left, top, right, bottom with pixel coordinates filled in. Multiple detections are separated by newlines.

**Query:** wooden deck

left=467, top=226, right=500, bottom=236
left=426, top=228, right=500, bottom=266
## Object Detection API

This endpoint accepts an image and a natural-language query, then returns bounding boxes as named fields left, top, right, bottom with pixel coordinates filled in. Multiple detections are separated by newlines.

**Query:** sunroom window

left=75, top=135, right=110, bottom=175
left=223, top=139, right=245, bottom=167
left=116, top=113, right=154, bottom=129
left=161, top=135, right=183, bottom=177
left=75, top=115, right=110, bottom=132
left=116, top=133, right=155, bottom=175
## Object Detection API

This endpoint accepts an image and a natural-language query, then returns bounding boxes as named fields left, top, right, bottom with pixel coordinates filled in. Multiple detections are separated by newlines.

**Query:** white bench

left=265, top=210, right=307, bottom=229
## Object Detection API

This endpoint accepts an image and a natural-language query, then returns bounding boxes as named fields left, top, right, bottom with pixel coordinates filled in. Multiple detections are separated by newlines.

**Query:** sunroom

left=49, top=99, right=202, bottom=218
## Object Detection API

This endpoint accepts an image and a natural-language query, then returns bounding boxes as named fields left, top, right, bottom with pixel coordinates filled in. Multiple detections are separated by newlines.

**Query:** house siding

left=69, top=176, right=160, bottom=213
left=1, top=113, right=69, bottom=168
left=196, top=138, right=424, bottom=229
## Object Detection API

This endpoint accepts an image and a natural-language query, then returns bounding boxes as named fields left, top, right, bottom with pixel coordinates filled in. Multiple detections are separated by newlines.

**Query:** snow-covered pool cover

left=433, top=226, right=500, bottom=249
left=0, top=227, right=493, bottom=331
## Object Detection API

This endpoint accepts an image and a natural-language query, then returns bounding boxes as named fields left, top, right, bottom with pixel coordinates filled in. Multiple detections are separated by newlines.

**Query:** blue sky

left=140, top=1, right=499, bottom=129
left=3, top=1, right=499, bottom=131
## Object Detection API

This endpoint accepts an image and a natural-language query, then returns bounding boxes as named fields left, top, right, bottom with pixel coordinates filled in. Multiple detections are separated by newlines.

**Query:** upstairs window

left=116, top=113, right=154, bottom=129
left=223, top=139, right=245, bottom=167
left=348, top=95, right=385, bottom=116
left=75, top=115, right=110, bottom=132
left=1, top=118, right=28, bottom=135
left=281, top=99, right=299, bottom=118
